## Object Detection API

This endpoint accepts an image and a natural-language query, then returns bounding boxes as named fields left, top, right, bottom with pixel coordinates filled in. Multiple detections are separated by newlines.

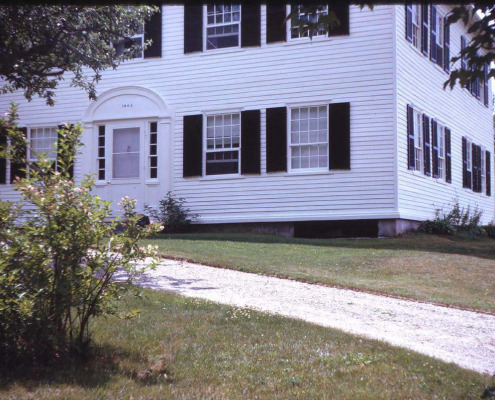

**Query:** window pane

left=113, top=127, right=140, bottom=153
left=113, top=127, right=140, bottom=178
left=30, top=127, right=58, bottom=161
left=206, top=151, right=239, bottom=175
left=113, top=153, right=139, bottom=178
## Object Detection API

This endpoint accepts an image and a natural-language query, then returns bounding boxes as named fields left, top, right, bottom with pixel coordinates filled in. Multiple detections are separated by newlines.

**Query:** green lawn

left=142, top=233, right=495, bottom=313
left=1, top=289, right=489, bottom=399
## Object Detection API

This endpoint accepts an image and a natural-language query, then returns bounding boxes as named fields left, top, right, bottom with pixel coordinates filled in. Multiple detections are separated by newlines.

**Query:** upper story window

left=290, top=5, right=329, bottom=39
left=412, top=109, right=423, bottom=172
left=289, top=106, right=328, bottom=170
left=205, top=113, right=241, bottom=175
left=113, top=24, right=145, bottom=60
left=205, top=5, right=241, bottom=50
left=411, top=5, right=421, bottom=50
left=28, top=127, right=58, bottom=165
left=435, top=12, right=444, bottom=47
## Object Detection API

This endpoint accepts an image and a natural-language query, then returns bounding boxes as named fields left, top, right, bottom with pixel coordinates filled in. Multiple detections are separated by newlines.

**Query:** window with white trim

left=112, top=127, right=140, bottom=179
left=436, top=12, right=444, bottom=49
left=289, top=106, right=328, bottom=170
left=28, top=127, right=58, bottom=166
left=205, top=5, right=241, bottom=50
left=466, top=138, right=472, bottom=174
left=205, top=113, right=240, bottom=175
left=97, top=125, right=105, bottom=181
left=290, top=5, right=328, bottom=39
left=411, top=4, right=421, bottom=50
left=436, top=123, right=446, bottom=180
left=113, top=21, right=144, bottom=60
left=149, top=122, right=158, bottom=179
left=413, top=109, right=423, bottom=172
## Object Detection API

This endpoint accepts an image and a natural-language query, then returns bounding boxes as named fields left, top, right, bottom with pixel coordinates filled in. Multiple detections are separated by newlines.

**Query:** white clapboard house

left=0, top=4, right=493, bottom=237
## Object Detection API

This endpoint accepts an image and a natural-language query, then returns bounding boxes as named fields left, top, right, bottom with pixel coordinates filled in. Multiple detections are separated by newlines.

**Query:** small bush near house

left=144, top=191, right=198, bottom=233
left=482, top=223, right=495, bottom=238
left=0, top=104, right=161, bottom=367
left=419, top=200, right=485, bottom=236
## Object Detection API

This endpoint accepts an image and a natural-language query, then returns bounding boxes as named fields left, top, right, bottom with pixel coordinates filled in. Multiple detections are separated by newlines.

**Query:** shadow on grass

left=146, top=232, right=495, bottom=260
left=0, top=342, right=171, bottom=391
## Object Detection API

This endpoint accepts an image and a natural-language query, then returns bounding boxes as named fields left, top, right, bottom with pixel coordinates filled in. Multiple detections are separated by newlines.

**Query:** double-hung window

left=436, top=124, right=446, bottom=180
left=205, top=5, right=241, bottom=50
left=28, top=127, right=58, bottom=169
left=205, top=113, right=241, bottom=175
left=413, top=109, right=423, bottom=172
left=290, top=5, right=329, bottom=39
left=466, top=138, right=472, bottom=176
left=113, top=23, right=145, bottom=60
left=411, top=4, right=421, bottom=50
left=289, top=106, right=328, bottom=170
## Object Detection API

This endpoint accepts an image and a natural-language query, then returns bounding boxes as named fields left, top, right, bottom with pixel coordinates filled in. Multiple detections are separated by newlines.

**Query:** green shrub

left=482, top=224, right=495, bottom=238
left=419, top=200, right=485, bottom=237
left=0, top=104, right=161, bottom=366
left=144, top=191, right=199, bottom=232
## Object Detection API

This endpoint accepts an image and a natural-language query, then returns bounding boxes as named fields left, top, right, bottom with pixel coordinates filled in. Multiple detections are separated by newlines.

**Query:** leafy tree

left=445, top=5, right=494, bottom=89
left=0, top=6, right=157, bottom=106
left=289, top=4, right=494, bottom=90
left=0, top=104, right=162, bottom=365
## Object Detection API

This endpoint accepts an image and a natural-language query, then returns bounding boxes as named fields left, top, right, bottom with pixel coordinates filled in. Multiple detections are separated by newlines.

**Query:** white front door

left=103, top=121, right=146, bottom=212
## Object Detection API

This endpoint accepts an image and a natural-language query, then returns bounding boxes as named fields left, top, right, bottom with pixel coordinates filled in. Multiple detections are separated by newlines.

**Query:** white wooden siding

left=395, top=5, right=494, bottom=224
left=2, top=5, right=398, bottom=224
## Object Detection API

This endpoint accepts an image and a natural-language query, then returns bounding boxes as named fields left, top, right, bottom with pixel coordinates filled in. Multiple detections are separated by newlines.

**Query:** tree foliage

left=0, top=104, right=161, bottom=365
left=0, top=6, right=157, bottom=106
left=445, top=4, right=494, bottom=89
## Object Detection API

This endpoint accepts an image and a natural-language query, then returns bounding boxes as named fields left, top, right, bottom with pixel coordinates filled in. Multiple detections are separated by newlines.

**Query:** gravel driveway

left=138, top=258, right=495, bottom=375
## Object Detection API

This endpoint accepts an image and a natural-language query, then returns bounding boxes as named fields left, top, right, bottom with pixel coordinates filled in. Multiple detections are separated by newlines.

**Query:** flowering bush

left=0, top=104, right=161, bottom=365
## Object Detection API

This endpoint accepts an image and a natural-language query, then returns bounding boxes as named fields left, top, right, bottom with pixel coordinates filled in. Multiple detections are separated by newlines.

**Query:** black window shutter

left=266, top=5, right=287, bottom=43
left=423, top=115, right=431, bottom=176
left=10, top=127, right=26, bottom=183
left=328, top=3, right=349, bottom=36
left=430, top=6, right=437, bottom=63
left=57, top=124, right=74, bottom=179
left=183, top=114, right=203, bottom=177
left=443, top=20, right=450, bottom=72
left=241, top=109, right=261, bottom=174
left=445, top=128, right=451, bottom=183
left=431, top=119, right=439, bottom=178
left=486, top=150, right=491, bottom=196
left=184, top=5, right=203, bottom=53
left=329, top=102, right=351, bottom=170
left=484, top=63, right=489, bottom=107
left=241, top=5, right=261, bottom=47
left=462, top=137, right=469, bottom=188
left=421, top=5, right=429, bottom=56
left=266, top=107, right=287, bottom=172
left=144, top=7, right=162, bottom=58
left=405, top=3, right=413, bottom=43
left=472, top=143, right=479, bottom=192
left=406, top=104, right=415, bottom=170
left=0, top=125, right=6, bottom=184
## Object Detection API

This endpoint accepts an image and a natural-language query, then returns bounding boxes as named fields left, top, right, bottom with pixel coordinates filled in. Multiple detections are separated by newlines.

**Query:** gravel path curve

left=138, top=258, right=495, bottom=375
